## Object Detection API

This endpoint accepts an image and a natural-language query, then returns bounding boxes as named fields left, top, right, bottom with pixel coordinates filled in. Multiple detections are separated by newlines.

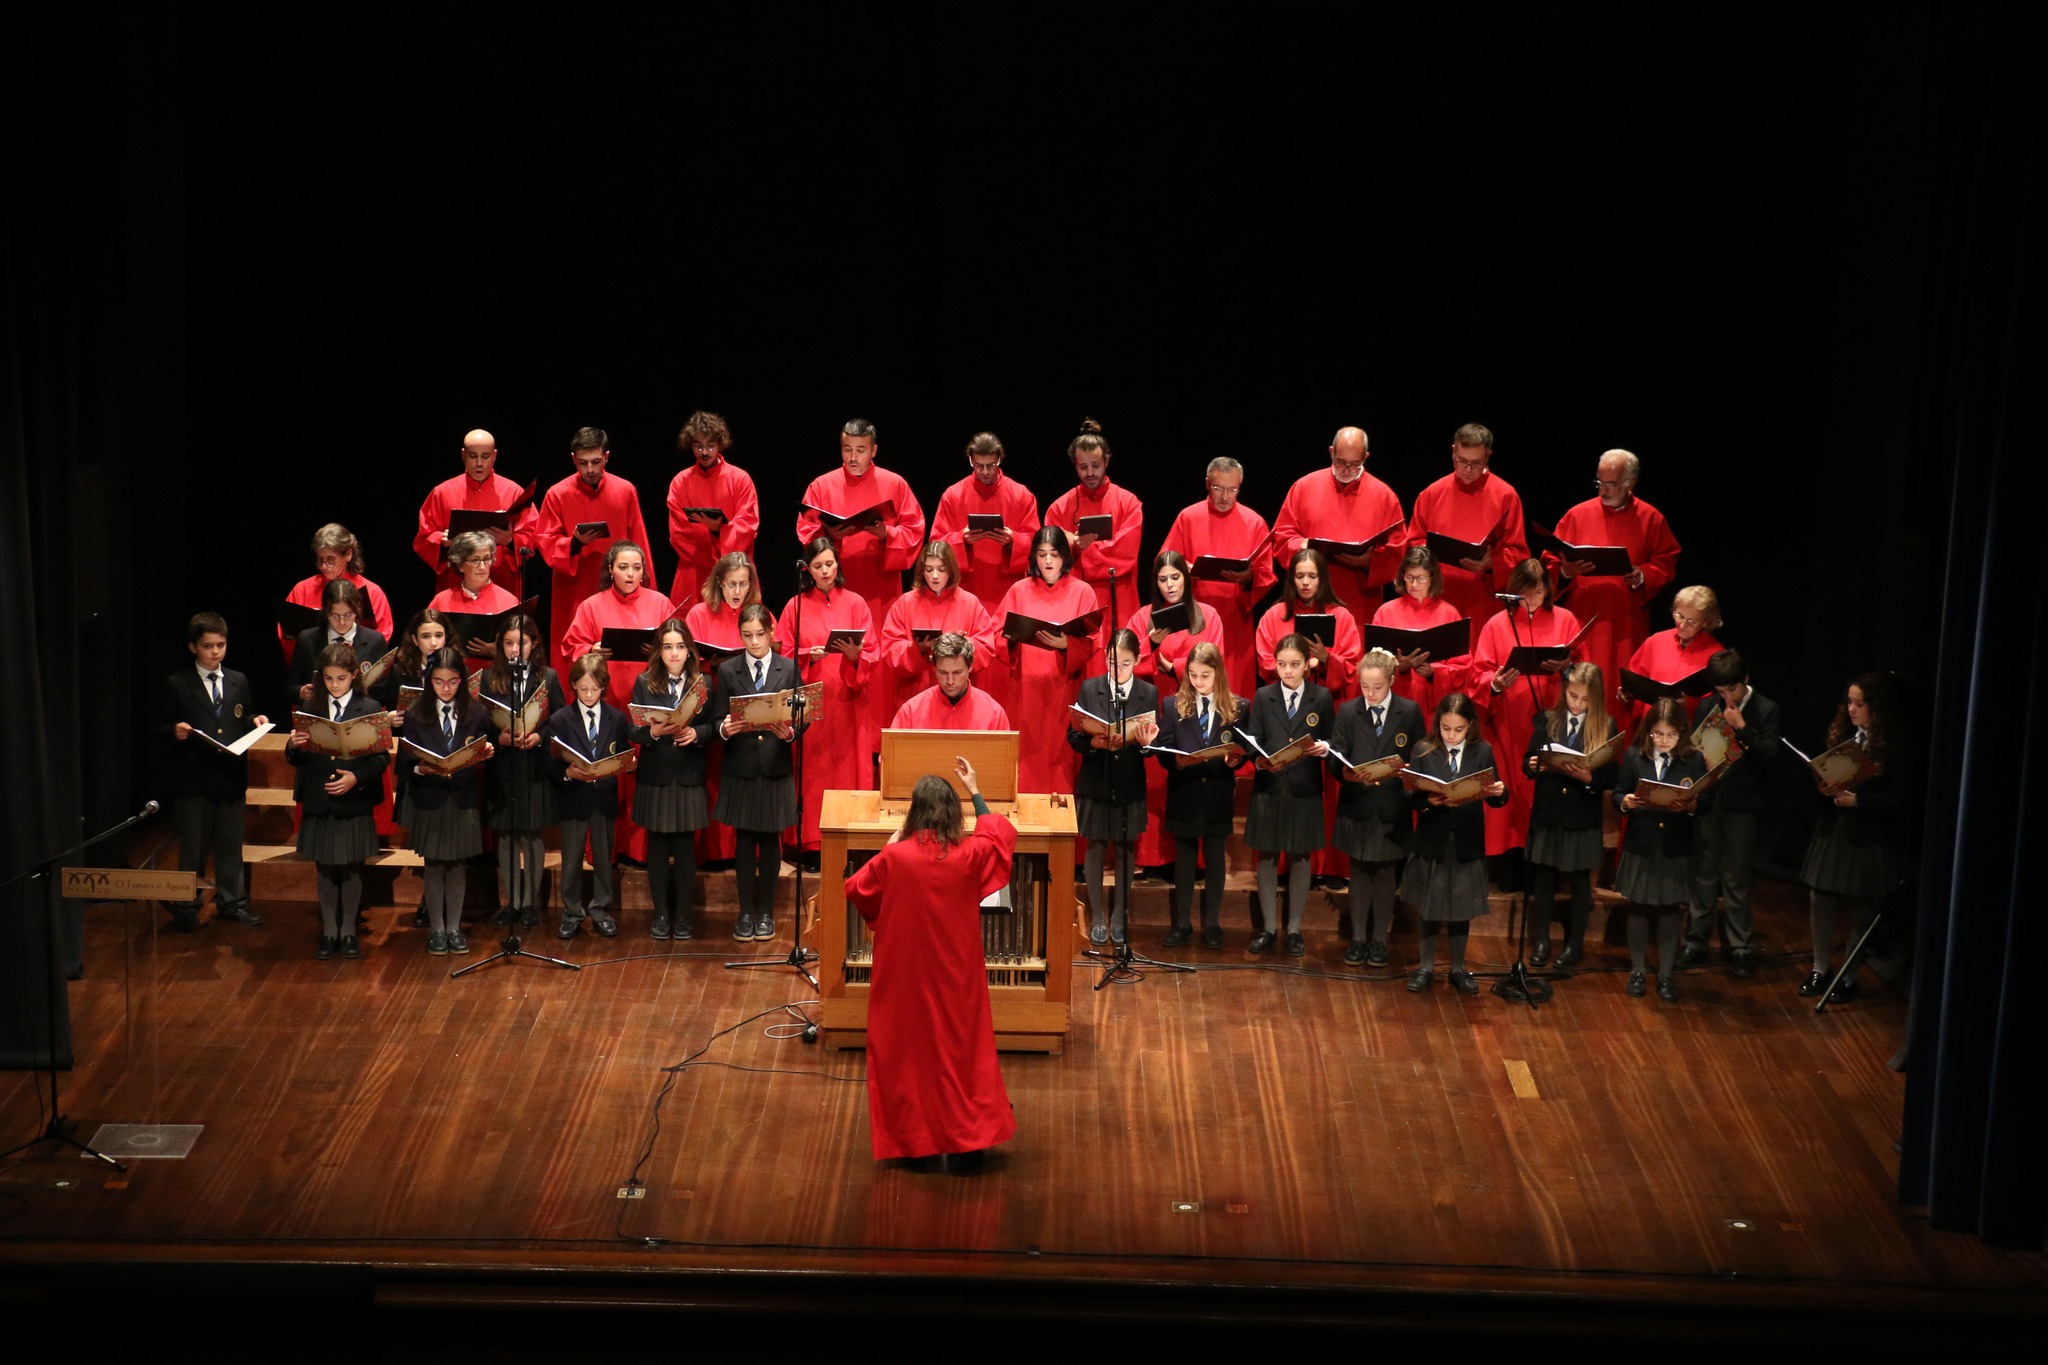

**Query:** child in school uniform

left=1242, top=633, right=1334, bottom=957
left=546, top=653, right=632, bottom=939
left=1067, top=628, right=1160, bottom=946
left=289, top=578, right=389, bottom=711
left=288, top=642, right=390, bottom=961
left=713, top=602, right=803, bottom=942
left=1796, top=672, right=1905, bottom=1003
left=477, top=614, right=564, bottom=930
left=1523, top=661, right=1617, bottom=968
left=397, top=647, right=495, bottom=954
left=1681, top=648, right=1780, bottom=979
left=1400, top=692, right=1508, bottom=994
left=160, top=612, right=269, bottom=933
left=1613, top=696, right=1709, bottom=1002
left=1329, top=650, right=1423, bottom=966
left=1153, top=641, right=1250, bottom=950
left=631, top=617, right=716, bottom=940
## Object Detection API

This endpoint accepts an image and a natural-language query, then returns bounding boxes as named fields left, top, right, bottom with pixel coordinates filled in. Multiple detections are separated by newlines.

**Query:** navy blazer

left=1068, top=674, right=1160, bottom=805
left=396, top=698, right=493, bottom=814
left=713, top=651, right=803, bottom=781
left=1153, top=697, right=1249, bottom=827
left=1806, top=732, right=1910, bottom=852
left=629, top=670, right=716, bottom=788
left=1691, top=689, right=1781, bottom=814
left=161, top=666, right=260, bottom=799
left=1523, top=716, right=1618, bottom=832
left=290, top=626, right=389, bottom=710
left=1240, top=681, right=1334, bottom=799
left=545, top=699, right=632, bottom=819
left=1328, top=693, right=1424, bottom=829
left=287, top=692, right=391, bottom=819
left=1407, top=737, right=1507, bottom=862
left=1613, top=748, right=1709, bottom=856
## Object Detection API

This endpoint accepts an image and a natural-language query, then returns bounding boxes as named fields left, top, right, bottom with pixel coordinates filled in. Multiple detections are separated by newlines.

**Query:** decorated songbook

left=401, top=735, right=490, bottom=775
left=1400, top=765, right=1497, bottom=806
left=1328, top=749, right=1406, bottom=783
left=1068, top=704, right=1159, bottom=745
left=727, top=681, right=825, bottom=731
left=551, top=736, right=637, bottom=780
left=292, top=709, right=398, bottom=758
left=1782, top=737, right=1882, bottom=791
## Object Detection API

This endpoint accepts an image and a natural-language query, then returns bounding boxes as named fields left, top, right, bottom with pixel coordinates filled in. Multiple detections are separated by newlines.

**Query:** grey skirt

left=299, top=812, right=378, bottom=865
left=1800, top=821, right=1899, bottom=900
left=1400, top=853, right=1491, bottom=922
left=635, top=780, right=710, bottom=834
left=1334, top=813, right=1406, bottom=863
left=1615, top=848, right=1695, bottom=906
left=1244, top=791, right=1326, bottom=854
left=715, top=774, right=798, bottom=833
left=487, top=752, right=556, bottom=833
left=407, top=799, right=483, bottom=862
left=1529, top=823, right=1605, bottom=873
left=1076, top=796, right=1148, bottom=842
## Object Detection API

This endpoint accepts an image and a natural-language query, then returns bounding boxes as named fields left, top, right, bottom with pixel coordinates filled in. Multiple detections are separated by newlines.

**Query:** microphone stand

left=0, top=802, right=161, bottom=1170
left=1483, top=596, right=1563, bottom=1008
left=456, top=672, right=579, bottom=976
left=728, top=557, right=819, bottom=988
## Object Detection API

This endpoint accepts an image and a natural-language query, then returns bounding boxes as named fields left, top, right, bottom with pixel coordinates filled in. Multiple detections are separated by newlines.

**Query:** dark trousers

left=1689, top=807, right=1757, bottom=951
left=558, top=814, right=615, bottom=920
left=176, top=793, right=248, bottom=910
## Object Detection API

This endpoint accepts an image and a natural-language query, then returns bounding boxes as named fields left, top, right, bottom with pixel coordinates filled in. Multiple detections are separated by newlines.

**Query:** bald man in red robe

left=1161, top=457, right=1275, bottom=700
left=1272, top=426, right=1406, bottom=612
left=928, top=432, right=1041, bottom=610
left=536, top=427, right=651, bottom=676
left=414, top=428, right=539, bottom=598
left=1549, top=448, right=1682, bottom=694
left=1403, top=422, right=1528, bottom=628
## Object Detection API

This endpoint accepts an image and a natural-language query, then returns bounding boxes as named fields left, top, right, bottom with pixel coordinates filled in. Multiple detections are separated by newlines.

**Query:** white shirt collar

left=196, top=662, right=222, bottom=683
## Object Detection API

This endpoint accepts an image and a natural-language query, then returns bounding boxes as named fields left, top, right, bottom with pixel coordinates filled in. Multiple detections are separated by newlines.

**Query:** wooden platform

left=4, top=827, right=2040, bottom=1354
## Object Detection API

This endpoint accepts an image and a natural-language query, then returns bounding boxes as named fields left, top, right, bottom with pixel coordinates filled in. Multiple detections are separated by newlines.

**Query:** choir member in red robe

left=878, top=542, right=1002, bottom=722
left=281, top=523, right=394, bottom=662
left=537, top=427, right=652, bottom=677
left=412, top=428, right=539, bottom=598
left=1470, top=559, right=1584, bottom=857
left=890, top=633, right=1013, bottom=730
left=1043, top=418, right=1143, bottom=612
left=777, top=537, right=882, bottom=852
left=1367, top=546, right=1474, bottom=717
left=928, top=431, right=1041, bottom=614
left=1161, top=456, right=1276, bottom=700
left=845, top=757, right=1018, bottom=1166
left=1256, top=548, right=1366, bottom=699
left=1272, top=427, right=1406, bottom=610
left=1126, top=550, right=1226, bottom=872
left=427, top=532, right=523, bottom=672
left=1549, top=449, right=1683, bottom=694
left=995, top=527, right=1100, bottom=795
left=682, top=552, right=762, bottom=866
left=1403, top=423, right=1529, bottom=628
left=664, top=410, right=760, bottom=605
left=562, top=541, right=674, bottom=866
left=1621, top=585, right=1724, bottom=727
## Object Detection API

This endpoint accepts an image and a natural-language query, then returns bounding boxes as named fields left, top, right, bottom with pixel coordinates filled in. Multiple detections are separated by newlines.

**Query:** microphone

left=1493, top=593, right=1521, bottom=604
left=795, top=559, right=814, bottom=578
left=139, top=800, right=160, bottom=819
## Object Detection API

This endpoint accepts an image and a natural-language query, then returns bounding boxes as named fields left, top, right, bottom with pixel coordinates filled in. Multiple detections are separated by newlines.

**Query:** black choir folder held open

left=1619, top=665, right=1714, bottom=702
left=1424, top=508, right=1511, bottom=566
left=803, top=500, right=892, bottom=533
left=1365, top=618, right=1471, bottom=660
left=444, top=477, right=541, bottom=537
left=1503, top=615, right=1597, bottom=674
left=438, top=596, right=540, bottom=652
left=1074, top=514, right=1114, bottom=539
left=1002, top=608, right=1104, bottom=647
left=1531, top=523, right=1634, bottom=577
left=1306, top=519, right=1404, bottom=560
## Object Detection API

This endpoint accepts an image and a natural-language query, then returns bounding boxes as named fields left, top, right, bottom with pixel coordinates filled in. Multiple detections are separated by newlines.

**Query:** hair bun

left=1077, top=417, right=1102, bottom=436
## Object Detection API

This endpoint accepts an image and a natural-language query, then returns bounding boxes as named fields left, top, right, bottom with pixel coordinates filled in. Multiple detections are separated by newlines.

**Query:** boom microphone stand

left=1480, top=591, right=1563, bottom=1008
left=456, top=672, right=578, bottom=977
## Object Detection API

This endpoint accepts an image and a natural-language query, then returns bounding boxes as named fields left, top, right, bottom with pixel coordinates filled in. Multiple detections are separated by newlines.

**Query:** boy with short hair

left=160, top=613, right=268, bottom=931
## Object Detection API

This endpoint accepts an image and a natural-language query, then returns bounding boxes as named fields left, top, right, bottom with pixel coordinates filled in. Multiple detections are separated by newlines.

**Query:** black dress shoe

left=1202, top=926, right=1224, bottom=950
left=1089, top=923, right=1109, bottom=946
left=1626, top=970, right=1647, bottom=997
left=942, top=1149, right=988, bottom=1174
left=674, top=916, right=695, bottom=940
left=651, top=916, right=672, bottom=941
left=1314, top=874, right=1346, bottom=892
left=1366, top=940, right=1389, bottom=967
left=1797, top=971, right=1829, bottom=997
left=1529, top=940, right=1552, bottom=967
left=315, top=935, right=337, bottom=960
left=557, top=918, right=581, bottom=940
left=591, top=913, right=618, bottom=938
left=517, top=906, right=540, bottom=929
left=1407, top=967, right=1433, bottom=992
left=1344, top=941, right=1368, bottom=965
left=1161, top=925, right=1192, bottom=948
left=1674, top=943, right=1709, bottom=970
left=339, top=936, right=362, bottom=960
left=1828, top=979, right=1860, bottom=1003
left=733, top=913, right=754, bottom=940
left=216, top=905, right=263, bottom=926
left=1247, top=931, right=1276, bottom=955
left=1448, top=969, right=1480, bottom=996
left=446, top=929, right=470, bottom=954
left=1730, top=949, right=1757, bottom=979
left=1656, top=975, right=1680, bottom=1002
left=1556, top=943, right=1584, bottom=967
left=1284, top=932, right=1306, bottom=957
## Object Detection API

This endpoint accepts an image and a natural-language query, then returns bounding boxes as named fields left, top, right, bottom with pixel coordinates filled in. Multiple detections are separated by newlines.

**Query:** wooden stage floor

left=2, top=857, right=2040, bottom=1354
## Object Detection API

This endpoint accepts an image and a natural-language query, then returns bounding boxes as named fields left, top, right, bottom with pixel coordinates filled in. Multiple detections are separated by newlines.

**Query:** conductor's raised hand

left=954, top=756, right=979, bottom=795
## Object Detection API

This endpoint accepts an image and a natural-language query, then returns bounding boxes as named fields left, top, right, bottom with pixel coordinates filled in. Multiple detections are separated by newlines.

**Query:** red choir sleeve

left=536, top=490, right=580, bottom=574
left=666, top=471, right=716, bottom=573
left=877, top=475, right=926, bottom=572
left=414, top=486, right=449, bottom=573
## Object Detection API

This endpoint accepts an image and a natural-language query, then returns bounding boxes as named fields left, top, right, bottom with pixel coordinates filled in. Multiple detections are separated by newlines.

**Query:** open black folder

left=1366, top=618, right=1470, bottom=660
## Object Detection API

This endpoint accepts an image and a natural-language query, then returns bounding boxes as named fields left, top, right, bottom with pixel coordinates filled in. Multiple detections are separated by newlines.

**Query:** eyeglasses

left=1452, top=455, right=1489, bottom=470
left=1594, top=479, right=1629, bottom=490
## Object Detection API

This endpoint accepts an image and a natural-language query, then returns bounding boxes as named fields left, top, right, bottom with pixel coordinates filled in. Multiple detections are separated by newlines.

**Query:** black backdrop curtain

left=1897, top=41, right=2046, bottom=1247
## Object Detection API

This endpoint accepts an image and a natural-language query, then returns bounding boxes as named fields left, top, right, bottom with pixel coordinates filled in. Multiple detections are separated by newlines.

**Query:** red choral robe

left=1257, top=600, right=1366, bottom=701
left=683, top=601, right=752, bottom=863
left=1404, top=470, right=1530, bottom=629
left=563, top=582, right=673, bottom=865
left=1044, top=479, right=1144, bottom=611
left=777, top=587, right=881, bottom=850
left=281, top=573, right=394, bottom=664
left=1366, top=595, right=1473, bottom=717
left=1125, top=600, right=1226, bottom=868
left=1624, top=627, right=1724, bottom=728
left=929, top=472, right=1041, bottom=614
left=877, top=585, right=1002, bottom=722
left=846, top=812, right=1019, bottom=1160
left=1272, top=468, right=1407, bottom=611
left=536, top=472, right=651, bottom=677
left=413, top=471, right=540, bottom=597
left=664, top=457, right=760, bottom=605
left=890, top=684, right=1012, bottom=731
left=995, top=574, right=1100, bottom=795
left=1470, top=604, right=1585, bottom=855
left=1161, top=500, right=1278, bottom=701
left=1549, top=495, right=1682, bottom=697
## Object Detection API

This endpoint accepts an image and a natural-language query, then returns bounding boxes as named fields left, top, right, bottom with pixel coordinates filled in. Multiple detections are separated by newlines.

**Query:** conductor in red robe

left=1272, top=426, right=1406, bottom=610
left=1549, top=448, right=1682, bottom=694
left=1161, top=456, right=1276, bottom=700
left=664, top=410, right=760, bottom=605
left=1042, top=418, right=1143, bottom=611
left=1403, top=423, right=1529, bottom=628
left=890, top=633, right=1013, bottom=731
left=537, top=427, right=652, bottom=677
left=413, top=428, right=539, bottom=597
left=845, top=756, right=1018, bottom=1168
left=928, top=430, right=1041, bottom=611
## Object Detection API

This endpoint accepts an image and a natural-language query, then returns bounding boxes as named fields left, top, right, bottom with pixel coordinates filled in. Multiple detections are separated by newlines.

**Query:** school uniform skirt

left=1399, top=853, right=1490, bottom=922
left=1529, top=823, right=1605, bottom=873
left=1244, top=790, right=1326, bottom=854
left=715, top=774, right=798, bottom=833
left=634, top=780, right=710, bottom=835
left=407, top=800, right=484, bottom=861
left=298, top=812, right=378, bottom=865
left=1800, top=821, right=1898, bottom=900
left=487, top=750, right=556, bottom=833
left=1334, top=812, right=1405, bottom=863
left=1076, top=796, right=1148, bottom=842
left=1615, top=847, right=1694, bottom=906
